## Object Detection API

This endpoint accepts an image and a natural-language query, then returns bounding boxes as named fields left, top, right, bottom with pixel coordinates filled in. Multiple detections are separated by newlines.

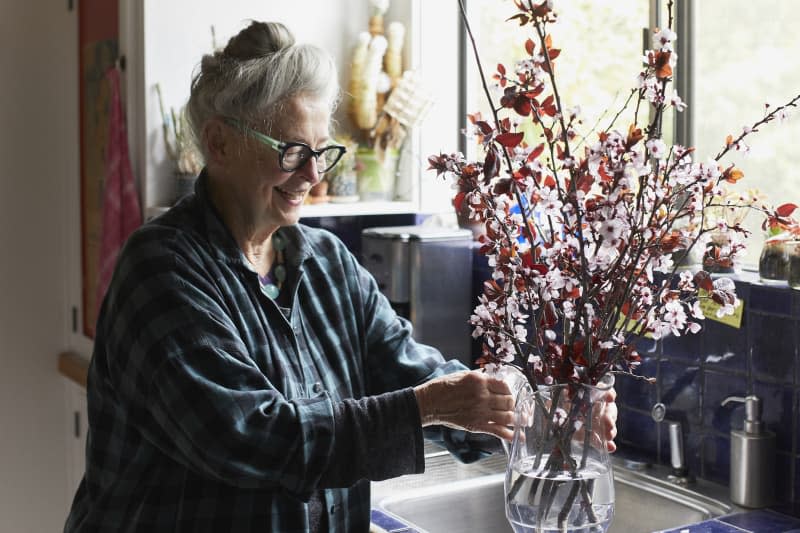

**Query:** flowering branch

left=429, top=1, right=797, bottom=392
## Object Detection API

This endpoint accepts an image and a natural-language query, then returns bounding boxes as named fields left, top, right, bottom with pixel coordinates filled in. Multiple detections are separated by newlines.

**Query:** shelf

left=145, top=201, right=417, bottom=223
left=300, top=200, right=416, bottom=218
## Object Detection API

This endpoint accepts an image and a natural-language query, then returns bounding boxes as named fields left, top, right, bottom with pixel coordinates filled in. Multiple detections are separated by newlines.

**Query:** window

left=462, top=0, right=653, bottom=158
left=460, top=0, right=799, bottom=268
left=687, top=0, right=800, bottom=267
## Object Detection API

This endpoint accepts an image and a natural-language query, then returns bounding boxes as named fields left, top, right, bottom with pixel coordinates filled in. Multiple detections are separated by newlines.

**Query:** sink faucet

left=651, top=403, right=693, bottom=485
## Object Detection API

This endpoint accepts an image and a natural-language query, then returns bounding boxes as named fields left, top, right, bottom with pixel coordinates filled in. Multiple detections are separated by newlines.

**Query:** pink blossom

left=541, top=188, right=564, bottom=216
left=599, top=218, right=625, bottom=247
left=652, top=28, right=677, bottom=51
left=670, top=91, right=687, bottom=111
left=646, top=138, right=668, bottom=159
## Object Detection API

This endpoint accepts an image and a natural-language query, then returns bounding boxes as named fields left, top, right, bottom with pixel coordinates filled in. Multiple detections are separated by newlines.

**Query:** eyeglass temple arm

left=223, top=118, right=283, bottom=151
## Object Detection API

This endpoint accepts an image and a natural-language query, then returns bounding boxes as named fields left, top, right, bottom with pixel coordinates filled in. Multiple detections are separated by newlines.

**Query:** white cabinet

left=119, top=0, right=459, bottom=219
left=63, top=379, right=88, bottom=499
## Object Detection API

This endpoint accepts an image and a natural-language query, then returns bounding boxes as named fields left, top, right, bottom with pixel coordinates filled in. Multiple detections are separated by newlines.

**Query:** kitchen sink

left=373, top=455, right=733, bottom=533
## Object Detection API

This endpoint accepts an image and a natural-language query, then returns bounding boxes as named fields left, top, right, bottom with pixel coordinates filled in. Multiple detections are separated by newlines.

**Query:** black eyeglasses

left=224, top=118, right=347, bottom=173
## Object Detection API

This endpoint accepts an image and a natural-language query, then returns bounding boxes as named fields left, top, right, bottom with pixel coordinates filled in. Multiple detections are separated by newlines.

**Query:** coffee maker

left=361, top=225, right=474, bottom=367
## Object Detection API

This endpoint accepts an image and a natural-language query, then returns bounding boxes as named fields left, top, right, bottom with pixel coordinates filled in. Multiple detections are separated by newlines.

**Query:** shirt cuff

left=321, top=387, right=425, bottom=487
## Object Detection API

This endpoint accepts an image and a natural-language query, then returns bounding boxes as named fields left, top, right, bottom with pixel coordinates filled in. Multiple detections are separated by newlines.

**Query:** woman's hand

left=414, top=370, right=516, bottom=442
left=600, top=387, right=619, bottom=453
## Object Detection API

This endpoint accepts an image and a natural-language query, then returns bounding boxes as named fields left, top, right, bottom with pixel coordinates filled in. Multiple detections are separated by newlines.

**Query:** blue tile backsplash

left=610, top=271, right=800, bottom=508
left=469, top=240, right=800, bottom=512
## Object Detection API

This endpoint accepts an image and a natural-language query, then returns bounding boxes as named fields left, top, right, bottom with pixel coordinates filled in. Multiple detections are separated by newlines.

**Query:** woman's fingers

left=480, top=421, right=515, bottom=442
left=488, top=392, right=515, bottom=412
left=414, top=370, right=517, bottom=441
left=602, top=387, right=618, bottom=452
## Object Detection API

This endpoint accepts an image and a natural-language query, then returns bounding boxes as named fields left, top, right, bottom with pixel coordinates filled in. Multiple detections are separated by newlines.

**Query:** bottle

left=720, top=395, right=775, bottom=508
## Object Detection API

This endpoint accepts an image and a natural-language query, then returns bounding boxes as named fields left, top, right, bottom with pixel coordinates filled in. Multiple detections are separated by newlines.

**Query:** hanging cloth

left=95, top=65, right=142, bottom=313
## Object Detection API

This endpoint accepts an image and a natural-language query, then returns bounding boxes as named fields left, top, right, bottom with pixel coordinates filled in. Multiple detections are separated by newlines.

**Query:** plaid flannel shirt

left=64, top=173, right=466, bottom=532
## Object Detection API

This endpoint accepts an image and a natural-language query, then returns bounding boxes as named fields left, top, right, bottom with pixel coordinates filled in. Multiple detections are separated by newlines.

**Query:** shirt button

left=312, top=382, right=323, bottom=394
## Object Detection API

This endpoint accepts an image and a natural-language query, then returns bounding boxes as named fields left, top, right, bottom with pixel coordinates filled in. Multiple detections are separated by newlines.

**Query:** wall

left=0, top=1, right=75, bottom=531
left=133, top=0, right=371, bottom=208
left=120, top=0, right=459, bottom=214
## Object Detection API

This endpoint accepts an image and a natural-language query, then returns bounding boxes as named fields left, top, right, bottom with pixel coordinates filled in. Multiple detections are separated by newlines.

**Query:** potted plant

left=759, top=202, right=800, bottom=282
left=155, top=83, right=204, bottom=203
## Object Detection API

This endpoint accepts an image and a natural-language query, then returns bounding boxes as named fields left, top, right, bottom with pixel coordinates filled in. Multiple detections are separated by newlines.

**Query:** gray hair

left=187, top=21, right=339, bottom=155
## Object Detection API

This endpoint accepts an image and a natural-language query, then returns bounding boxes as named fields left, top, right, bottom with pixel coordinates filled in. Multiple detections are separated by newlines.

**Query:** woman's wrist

left=413, top=381, right=435, bottom=426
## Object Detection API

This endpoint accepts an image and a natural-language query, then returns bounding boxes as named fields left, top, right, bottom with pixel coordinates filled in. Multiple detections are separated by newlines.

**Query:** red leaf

left=530, top=263, right=547, bottom=275
left=497, top=63, right=506, bottom=76
left=525, top=38, right=535, bottom=56
left=548, top=48, right=561, bottom=60
left=483, top=146, right=500, bottom=183
left=493, top=177, right=512, bottom=195
left=542, top=301, right=558, bottom=328
left=597, top=161, right=612, bottom=183
left=540, top=174, right=556, bottom=188
left=776, top=203, right=798, bottom=217
left=719, top=163, right=745, bottom=184
left=653, top=51, right=672, bottom=79
left=693, top=270, right=714, bottom=292
left=514, top=99, right=532, bottom=117
left=575, top=173, right=594, bottom=193
left=507, top=13, right=529, bottom=26
left=496, top=132, right=525, bottom=148
left=528, top=143, right=545, bottom=162
left=476, top=121, right=494, bottom=135
left=540, top=95, right=557, bottom=117
left=452, top=191, right=467, bottom=212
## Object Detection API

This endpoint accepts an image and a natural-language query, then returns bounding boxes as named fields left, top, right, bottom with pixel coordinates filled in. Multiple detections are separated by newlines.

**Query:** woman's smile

left=274, top=184, right=308, bottom=206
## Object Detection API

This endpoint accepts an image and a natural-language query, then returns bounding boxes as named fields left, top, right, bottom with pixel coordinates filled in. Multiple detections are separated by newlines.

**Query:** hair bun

left=223, top=21, right=295, bottom=61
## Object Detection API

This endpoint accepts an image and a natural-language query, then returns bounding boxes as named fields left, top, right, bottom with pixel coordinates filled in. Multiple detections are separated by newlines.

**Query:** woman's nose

left=297, top=156, right=322, bottom=185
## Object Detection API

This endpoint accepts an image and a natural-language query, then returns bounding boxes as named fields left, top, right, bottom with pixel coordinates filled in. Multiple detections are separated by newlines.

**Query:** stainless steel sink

left=373, top=455, right=734, bottom=533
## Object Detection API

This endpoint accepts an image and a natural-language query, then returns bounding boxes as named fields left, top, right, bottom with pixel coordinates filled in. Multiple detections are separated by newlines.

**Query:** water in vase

left=506, top=455, right=614, bottom=533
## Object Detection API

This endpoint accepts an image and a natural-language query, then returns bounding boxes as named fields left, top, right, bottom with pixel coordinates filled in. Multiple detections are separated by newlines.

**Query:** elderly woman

left=65, top=21, right=615, bottom=533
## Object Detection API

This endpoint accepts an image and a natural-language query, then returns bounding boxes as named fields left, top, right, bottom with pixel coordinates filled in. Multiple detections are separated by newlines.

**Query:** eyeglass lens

left=282, top=145, right=343, bottom=172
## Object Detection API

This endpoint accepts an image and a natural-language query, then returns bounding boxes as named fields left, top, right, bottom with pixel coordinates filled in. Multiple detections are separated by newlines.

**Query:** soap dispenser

left=721, top=395, right=775, bottom=508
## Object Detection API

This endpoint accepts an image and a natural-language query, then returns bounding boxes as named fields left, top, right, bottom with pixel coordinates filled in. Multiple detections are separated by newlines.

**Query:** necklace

left=258, top=234, right=286, bottom=299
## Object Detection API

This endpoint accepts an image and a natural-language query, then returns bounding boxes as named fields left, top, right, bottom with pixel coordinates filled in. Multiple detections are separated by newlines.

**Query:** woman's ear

left=203, top=119, right=229, bottom=165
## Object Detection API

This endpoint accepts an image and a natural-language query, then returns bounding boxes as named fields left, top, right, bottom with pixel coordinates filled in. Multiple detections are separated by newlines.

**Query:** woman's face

left=225, top=94, right=331, bottom=229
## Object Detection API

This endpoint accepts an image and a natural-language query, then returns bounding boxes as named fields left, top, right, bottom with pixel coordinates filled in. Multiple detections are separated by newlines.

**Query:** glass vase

left=786, top=241, right=800, bottom=289
left=505, top=376, right=615, bottom=533
left=758, top=239, right=789, bottom=283
left=355, top=147, right=399, bottom=201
